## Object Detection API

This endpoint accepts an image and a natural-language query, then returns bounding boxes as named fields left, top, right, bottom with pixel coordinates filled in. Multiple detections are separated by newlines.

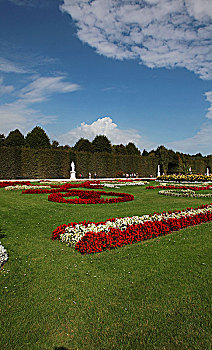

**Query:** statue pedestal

left=70, top=170, right=76, bottom=180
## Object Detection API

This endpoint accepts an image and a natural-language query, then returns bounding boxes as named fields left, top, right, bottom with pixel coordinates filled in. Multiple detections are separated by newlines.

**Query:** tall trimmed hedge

left=0, top=147, right=211, bottom=179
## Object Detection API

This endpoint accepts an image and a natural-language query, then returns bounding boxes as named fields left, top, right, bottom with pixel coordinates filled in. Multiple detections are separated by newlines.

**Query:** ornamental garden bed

left=0, top=180, right=211, bottom=349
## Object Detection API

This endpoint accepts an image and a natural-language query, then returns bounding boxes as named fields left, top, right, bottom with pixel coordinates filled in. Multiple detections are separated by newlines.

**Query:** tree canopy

left=25, top=126, right=51, bottom=149
left=92, top=135, right=112, bottom=153
left=4, top=129, right=25, bottom=147
left=74, top=138, right=93, bottom=152
left=126, top=142, right=141, bottom=155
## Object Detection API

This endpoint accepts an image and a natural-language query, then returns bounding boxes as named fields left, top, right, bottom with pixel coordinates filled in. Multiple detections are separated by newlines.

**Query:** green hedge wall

left=0, top=147, right=211, bottom=179
left=0, top=147, right=70, bottom=179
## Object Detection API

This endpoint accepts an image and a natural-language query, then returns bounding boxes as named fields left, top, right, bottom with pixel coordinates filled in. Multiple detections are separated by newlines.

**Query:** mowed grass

left=0, top=184, right=211, bottom=350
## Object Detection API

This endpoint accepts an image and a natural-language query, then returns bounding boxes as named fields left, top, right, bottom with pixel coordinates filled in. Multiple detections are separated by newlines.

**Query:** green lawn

left=0, top=184, right=211, bottom=350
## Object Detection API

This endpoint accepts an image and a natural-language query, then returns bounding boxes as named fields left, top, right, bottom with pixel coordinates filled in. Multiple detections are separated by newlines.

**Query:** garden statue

left=70, top=161, right=76, bottom=180
left=71, top=161, right=75, bottom=172
left=157, top=165, right=160, bottom=177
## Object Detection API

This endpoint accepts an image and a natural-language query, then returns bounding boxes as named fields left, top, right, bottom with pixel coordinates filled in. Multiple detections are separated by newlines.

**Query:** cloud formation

left=0, top=76, right=81, bottom=135
left=0, top=57, right=27, bottom=74
left=167, top=121, right=212, bottom=155
left=0, top=77, right=14, bottom=95
left=58, top=116, right=154, bottom=149
left=205, top=91, right=212, bottom=119
left=61, top=0, right=212, bottom=79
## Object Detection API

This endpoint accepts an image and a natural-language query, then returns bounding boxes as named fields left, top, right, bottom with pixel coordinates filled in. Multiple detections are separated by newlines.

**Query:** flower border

left=51, top=203, right=212, bottom=254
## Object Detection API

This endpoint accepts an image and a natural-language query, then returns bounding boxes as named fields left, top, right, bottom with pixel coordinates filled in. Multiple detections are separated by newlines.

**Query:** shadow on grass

left=54, top=347, right=69, bottom=350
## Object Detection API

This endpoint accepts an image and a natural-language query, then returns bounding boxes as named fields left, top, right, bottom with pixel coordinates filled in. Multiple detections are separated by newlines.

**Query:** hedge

left=0, top=147, right=211, bottom=179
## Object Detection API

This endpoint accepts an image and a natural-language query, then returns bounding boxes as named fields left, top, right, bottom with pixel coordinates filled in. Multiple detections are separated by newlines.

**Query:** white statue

left=71, top=161, right=75, bottom=172
left=157, top=165, right=160, bottom=177
left=206, top=168, right=209, bottom=176
left=70, top=161, right=76, bottom=180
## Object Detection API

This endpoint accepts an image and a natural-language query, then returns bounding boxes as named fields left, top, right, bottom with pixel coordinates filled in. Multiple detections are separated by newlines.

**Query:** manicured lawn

left=0, top=184, right=211, bottom=349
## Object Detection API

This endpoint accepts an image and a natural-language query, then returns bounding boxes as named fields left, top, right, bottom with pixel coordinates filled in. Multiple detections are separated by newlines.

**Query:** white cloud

left=0, top=76, right=81, bottom=135
left=58, top=116, right=154, bottom=149
left=0, top=57, right=27, bottom=74
left=205, top=91, right=212, bottom=119
left=167, top=121, right=212, bottom=155
left=60, top=0, right=212, bottom=79
left=0, top=77, right=14, bottom=95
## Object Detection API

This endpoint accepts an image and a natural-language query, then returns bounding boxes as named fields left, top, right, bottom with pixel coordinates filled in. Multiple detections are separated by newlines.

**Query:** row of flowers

left=21, top=181, right=103, bottom=194
left=51, top=203, right=212, bottom=253
left=5, top=185, right=51, bottom=190
left=103, top=181, right=148, bottom=188
left=0, top=181, right=31, bottom=188
left=158, top=174, right=212, bottom=182
left=158, top=189, right=212, bottom=198
left=146, top=185, right=212, bottom=191
left=0, top=242, right=8, bottom=268
left=48, top=190, right=134, bottom=204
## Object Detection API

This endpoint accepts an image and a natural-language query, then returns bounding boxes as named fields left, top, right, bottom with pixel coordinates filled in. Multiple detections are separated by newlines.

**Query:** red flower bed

left=75, top=207, right=212, bottom=254
left=48, top=190, right=134, bottom=204
left=0, top=181, right=31, bottom=188
left=22, top=181, right=103, bottom=194
left=146, top=185, right=212, bottom=191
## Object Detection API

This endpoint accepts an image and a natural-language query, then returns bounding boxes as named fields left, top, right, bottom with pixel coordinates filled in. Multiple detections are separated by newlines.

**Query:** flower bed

left=5, top=185, right=51, bottom=190
left=146, top=185, right=212, bottom=191
left=0, top=242, right=8, bottom=268
left=48, top=190, right=134, bottom=204
left=158, top=174, right=212, bottom=182
left=51, top=203, right=212, bottom=253
left=22, top=181, right=103, bottom=194
left=159, top=189, right=212, bottom=198
left=0, top=181, right=31, bottom=188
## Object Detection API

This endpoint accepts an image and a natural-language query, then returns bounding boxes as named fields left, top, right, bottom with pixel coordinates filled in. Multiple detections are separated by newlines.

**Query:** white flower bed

left=0, top=242, right=8, bottom=268
left=5, top=185, right=51, bottom=190
left=60, top=204, right=212, bottom=247
left=159, top=189, right=212, bottom=198
left=103, top=181, right=148, bottom=188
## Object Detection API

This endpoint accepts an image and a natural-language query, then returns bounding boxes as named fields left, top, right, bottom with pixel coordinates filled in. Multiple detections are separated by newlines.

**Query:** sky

left=0, top=0, right=212, bottom=155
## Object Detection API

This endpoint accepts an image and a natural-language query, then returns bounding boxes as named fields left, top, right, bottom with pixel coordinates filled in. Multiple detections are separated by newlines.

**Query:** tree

left=74, top=138, right=93, bottom=152
left=0, top=134, right=5, bottom=146
left=4, top=129, right=25, bottom=147
left=51, top=140, right=59, bottom=149
left=113, top=144, right=127, bottom=154
left=25, top=126, right=51, bottom=148
left=142, top=149, right=149, bottom=156
left=126, top=142, right=141, bottom=155
left=92, top=135, right=112, bottom=153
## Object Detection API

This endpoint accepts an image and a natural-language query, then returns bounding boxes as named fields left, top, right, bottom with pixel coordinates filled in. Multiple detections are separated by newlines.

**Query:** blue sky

left=0, top=0, right=212, bottom=155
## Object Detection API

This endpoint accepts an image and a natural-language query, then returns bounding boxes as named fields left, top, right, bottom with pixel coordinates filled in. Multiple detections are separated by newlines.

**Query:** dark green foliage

left=92, top=135, right=112, bottom=153
left=21, top=148, right=70, bottom=179
left=74, top=138, right=93, bottom=152
left=25, top=126, right=51, bottom=149
left=51, top=140, right=59, bottom=148
left=126, top=142, right=141, bottom=155
left=113, top=144, right=127, bottom=154
left=0, top=147, right=22, bottom=179
left=4, top=129, right=25, bottom=147
left=142, top=149, right=149, bottom=156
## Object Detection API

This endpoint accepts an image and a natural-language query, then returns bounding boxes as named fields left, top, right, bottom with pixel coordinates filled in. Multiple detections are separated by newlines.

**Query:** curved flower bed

left=22, top=181, right=103, bottom=194
left=0, top=242, right=8, bottom=268
left=48, top=190, right=134, bottom=204
left=51, top=203, right=212, bottom=253
left=159, top=189, right=212, bottom=198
